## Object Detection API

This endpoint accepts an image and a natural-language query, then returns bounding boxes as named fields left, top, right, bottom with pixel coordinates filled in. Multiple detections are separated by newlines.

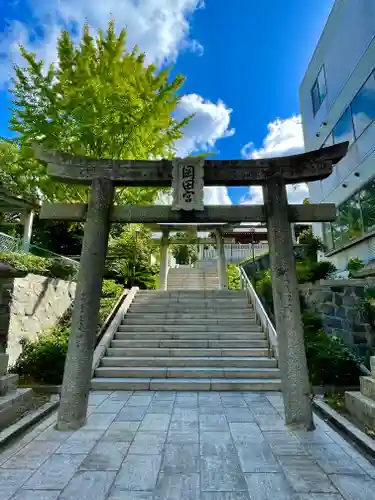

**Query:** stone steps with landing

left=345, top=357, right=375, bottom=430
left=92, top=288, right=280, bottom=391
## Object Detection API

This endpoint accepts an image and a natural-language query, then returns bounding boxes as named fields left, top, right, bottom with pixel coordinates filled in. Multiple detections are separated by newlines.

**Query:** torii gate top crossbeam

left=35, top=142, right=348, bottom=187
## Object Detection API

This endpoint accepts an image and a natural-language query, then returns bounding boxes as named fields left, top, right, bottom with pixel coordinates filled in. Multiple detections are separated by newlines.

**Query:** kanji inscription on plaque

left=171, top=157, right=204, bottom=211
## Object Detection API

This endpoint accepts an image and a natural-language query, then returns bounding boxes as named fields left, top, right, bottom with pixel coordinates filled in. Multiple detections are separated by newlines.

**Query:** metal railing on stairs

left=239, top=265, right=278, bottom=359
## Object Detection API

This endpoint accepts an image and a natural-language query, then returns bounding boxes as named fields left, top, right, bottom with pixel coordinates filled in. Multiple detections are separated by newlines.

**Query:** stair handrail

left=239, top=266, right=278, bottom=359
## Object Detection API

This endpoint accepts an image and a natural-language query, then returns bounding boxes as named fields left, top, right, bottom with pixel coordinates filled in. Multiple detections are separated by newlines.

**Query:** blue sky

left=0, top=0, right=335, bottom=204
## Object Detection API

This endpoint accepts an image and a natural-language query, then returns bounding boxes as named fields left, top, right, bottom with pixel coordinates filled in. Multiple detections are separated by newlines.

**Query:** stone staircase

left=91, top=289, right=281, bottom=391
left=167, top=266, right=219, bottom=290
left=346, top=357, right=375, bottom=430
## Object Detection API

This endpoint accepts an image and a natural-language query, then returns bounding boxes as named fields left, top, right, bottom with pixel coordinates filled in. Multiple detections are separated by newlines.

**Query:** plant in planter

left=347, top=257, right=365, bottom=278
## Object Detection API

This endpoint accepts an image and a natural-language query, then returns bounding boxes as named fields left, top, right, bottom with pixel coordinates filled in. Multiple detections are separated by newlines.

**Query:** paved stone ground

left=0, top=391, right=375, bottom=499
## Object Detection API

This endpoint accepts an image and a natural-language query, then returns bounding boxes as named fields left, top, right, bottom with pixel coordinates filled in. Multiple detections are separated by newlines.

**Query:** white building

left=300, top=0, right=375, bottom=272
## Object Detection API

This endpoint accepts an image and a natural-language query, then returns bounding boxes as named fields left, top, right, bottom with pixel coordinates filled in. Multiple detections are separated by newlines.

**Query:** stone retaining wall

left=0, top=274, right=76, bottom=366
left=300, top=279, right=375, bottom=348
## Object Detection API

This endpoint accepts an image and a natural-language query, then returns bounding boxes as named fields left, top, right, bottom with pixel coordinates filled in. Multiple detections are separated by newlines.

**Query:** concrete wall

left=300, top=279, right=375, bottom=349
left=0, top=274, right=76, bottom=366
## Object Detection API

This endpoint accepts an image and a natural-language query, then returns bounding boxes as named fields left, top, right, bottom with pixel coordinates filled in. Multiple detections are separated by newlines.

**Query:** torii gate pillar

left=264, top=176, right=314, bottom=430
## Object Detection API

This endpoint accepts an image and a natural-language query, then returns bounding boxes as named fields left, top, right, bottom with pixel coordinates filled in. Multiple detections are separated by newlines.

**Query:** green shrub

left=296, top=260, right=336, bottom=283
left=347, top=257, right=365, bottom=278
left=227, top=264, right=240, bottom=290
left=101, top=279, right=123, bottom=298
left=105, top=260, right=158, bottom=289
left=298, top=228, right=326, bottom=262
left=0, top=252, right=77, bottom=280
left=12, top=327, right=70, bottom=385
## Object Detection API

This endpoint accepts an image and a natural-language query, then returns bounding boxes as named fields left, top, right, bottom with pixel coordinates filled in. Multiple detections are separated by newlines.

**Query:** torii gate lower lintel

left=35, top=142, right=349, bottom=432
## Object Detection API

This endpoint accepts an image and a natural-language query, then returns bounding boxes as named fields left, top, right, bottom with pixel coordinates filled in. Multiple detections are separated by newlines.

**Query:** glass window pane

left=333, top=107, right=355, bottom=145
left=338, top=194, right=363, bottom=244
left=323, top=133, right=333, bottom=147
left=351, top=72, right=375, bottom=139
left=330, top=209, right=342, bottom=249
left=318, top=66, right=327, bottom=103
left=311, top=82, right=320, bottom=115
left=359, top=179, right=375, bottom=233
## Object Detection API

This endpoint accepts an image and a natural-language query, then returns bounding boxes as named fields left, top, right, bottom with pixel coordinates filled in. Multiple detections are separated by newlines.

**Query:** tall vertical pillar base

left=215, top=229, right=228, bottom=290
left=263, top=178, right=314, bottom=430
left=56, top=178, right=114, bottom=431
left=159, top=230, right=169, bottom=290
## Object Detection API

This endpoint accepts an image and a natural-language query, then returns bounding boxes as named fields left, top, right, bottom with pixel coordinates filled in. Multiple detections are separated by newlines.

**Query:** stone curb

left=0, top=395, right=59, bottom=449
left=313, top=397, right=375, bottom=458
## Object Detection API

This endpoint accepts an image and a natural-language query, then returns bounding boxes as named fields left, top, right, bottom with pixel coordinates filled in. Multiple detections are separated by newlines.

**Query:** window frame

left=350, top=70, right=375, bottom=141
left=311, top=65, right=327, bottom=116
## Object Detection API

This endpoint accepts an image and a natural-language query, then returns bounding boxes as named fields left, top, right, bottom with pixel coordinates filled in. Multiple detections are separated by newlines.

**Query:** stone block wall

left=300, top=279, right=375, bottom=349
left=0, top=274, right=76, bottom=366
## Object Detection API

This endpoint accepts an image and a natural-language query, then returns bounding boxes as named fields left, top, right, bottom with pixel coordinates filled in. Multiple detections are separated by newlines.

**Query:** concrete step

left=107, top=347, right=270, bottom=357
left=111, top=339, right=268, bottom=348
left=360, top=376, right=375, bottom=400
left=115, top=332, right=266, bottom=340
left=118, top=324, right=262, bottom=332
left=91, top=377, right=281, bottom=391
left=129, top=306, right=251, bottom=312
left=125, top=313, right=256, bottom=320
left=95, top=366, right=280, bottom=379
left=122, top=318, right=257, bottom=325
left=345, top=391, right=375, bottom=430
left=101, top=356, right=277, bottom=368
left=136, top=291, right=245, bottom=297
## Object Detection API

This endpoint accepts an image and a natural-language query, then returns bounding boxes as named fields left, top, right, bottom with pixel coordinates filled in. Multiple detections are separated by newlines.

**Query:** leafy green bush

left=105, top=260, right=158, bottom=289
left=347, top=257, right=365, bottom=278
left=12, top=327, right=70, bottom=385
left=227, top=264, right=240, bottom=290
left=0, top=252, right=77, bottom=280
left=101, top=279, right=123, bottom=298
left=298, top=228, right=326, bottom=262
left=296, top=260, right=336, bottom=283
left=357, top=286, right=375, bottom=328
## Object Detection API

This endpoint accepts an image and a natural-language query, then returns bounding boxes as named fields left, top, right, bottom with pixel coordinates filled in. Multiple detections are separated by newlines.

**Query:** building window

left=333, top=107, right=355, bottom=145
left=338, top=194, right=363, bottom=244
left=311, top=65, right=327, bottom=115
left=351, top=71, right=375, bottom=139
left=359, top=179, right=375, bottom=233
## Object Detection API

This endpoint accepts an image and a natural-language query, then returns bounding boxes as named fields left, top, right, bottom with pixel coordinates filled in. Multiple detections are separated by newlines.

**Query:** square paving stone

left=147, top=402, right=174, bottom=414
left=154, top=473, right=200, bottom=500
left=34, top=427, right=73, bottom=442
left=277, top=456, right=338, bottom=494
left=11, top=491, right=61, bottom=500
left=167, top=430, right=199, bottom=443
left=23, top=453, right=86, bottom=490
left=201, top=493, right=250, bottom=500
left=108, top=391, right=133, bottom=401
left=200, top=414, right=229, bottom=431
left=172, top=409, right=198, bottom=421
left=303, top=443, right=366, bottom=475
left=59, top=470, right=116, bottom=500
left=253, top=415, right=287, bottom=431
left=92, top=400, right=127, bottom=414
left=229, top=423, right=263, bottom=443
left=330, top=474, right=375, bottom=500
left=103, top=421, right=140, bottom=441
left=2, top=441, right=61, bottom=469
left=139, top=414, right=171, bottom=431
left=128, top=432, right=166, bottom=455
left=263, top=431, right=308, bottom=456
left=80, top=441, right=130, bottom=470
left=244, top=473, right=295, bottom=500
left=170, top=419, right=198, bottom=433
left=293, top=428, right=334, bottom=445
left=200, top=431, right=233, bottom=445
left=236, top=442, right=280, bottom=473
left=201, top=466, right=247, bottom=492
left=295, top=495, right=344, bottom=500
left=57, top=430, right=103, bottom=454
left=162, top=443, right=199, bottom=473
left=0, top=469, right=34, bottom=500
left=107, top=490, right=153, bottom=500
left=127, top=395, right=154, bottom=406
left=225, top=408, right=255, bottom=423
left=153, top=392, right=176, bottom=401
left=84, top=412, right=117, bottom=430
left=115, top=454, right=162, bottom=490
left=115, top=406, right=147, bottom=422
left=88, top=394, right=110, bottom=406
left=199, top=405, right=225, bottom=415
left=339, top=443, right=375, bottom=479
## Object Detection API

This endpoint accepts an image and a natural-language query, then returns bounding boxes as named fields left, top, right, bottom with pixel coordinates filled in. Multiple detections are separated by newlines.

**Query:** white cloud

left=204, top=187, right=231, bottom=205
left=174, top=94, right=235, bottom=157
left=241, top=115, right=308, bottom=205
left=0, top=0, right=204, bottom=86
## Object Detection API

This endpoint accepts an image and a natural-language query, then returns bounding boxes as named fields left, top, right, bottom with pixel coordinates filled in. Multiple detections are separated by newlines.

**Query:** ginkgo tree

left=9, top=20, right=190, bottom=203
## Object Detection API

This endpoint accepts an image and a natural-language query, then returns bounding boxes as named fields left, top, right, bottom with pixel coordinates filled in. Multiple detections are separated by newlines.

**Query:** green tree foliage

left=170, top=231, right=197, bottom=265
left=9, top=21, right=189, bottom=203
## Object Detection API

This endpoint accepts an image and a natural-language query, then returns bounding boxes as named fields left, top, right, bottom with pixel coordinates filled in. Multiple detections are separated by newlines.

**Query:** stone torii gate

left=36, top=142, right=348, bottom=432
